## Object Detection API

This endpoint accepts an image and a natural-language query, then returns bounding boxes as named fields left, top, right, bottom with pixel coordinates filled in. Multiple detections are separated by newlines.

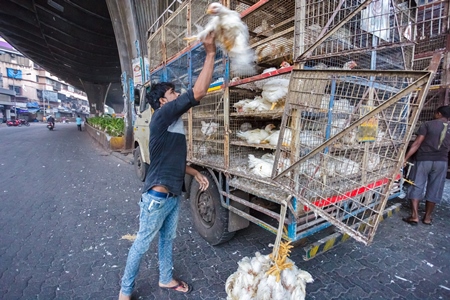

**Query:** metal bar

left=226, top=205, right=289, bottom=239
left=240, top=0, right=271, bottom=18
left=251, top=27, right=294, bottom=48
left=228, top=66, right=293, bottom=87
left=147, top=0, right=186, bottom=36
left=221, top=191, right=284, bottom=222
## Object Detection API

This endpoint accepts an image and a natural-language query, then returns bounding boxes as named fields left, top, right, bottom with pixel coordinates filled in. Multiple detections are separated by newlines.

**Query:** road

left=0, top=122, right=449, bottom=300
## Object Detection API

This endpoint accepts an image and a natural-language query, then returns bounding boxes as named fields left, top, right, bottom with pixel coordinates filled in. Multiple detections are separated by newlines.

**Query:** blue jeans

left=120, top=192, right=180, bottom=296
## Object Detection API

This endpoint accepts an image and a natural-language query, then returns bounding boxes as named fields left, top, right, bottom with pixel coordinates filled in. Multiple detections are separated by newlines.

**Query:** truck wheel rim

left=197, top=192, right=215, bottom=228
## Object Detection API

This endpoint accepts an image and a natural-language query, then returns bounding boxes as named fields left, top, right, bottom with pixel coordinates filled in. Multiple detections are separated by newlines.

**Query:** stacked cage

left=295, top=0, right=416, bottom=71
left=145, top=0, right=438, bottom=244
left=273, top=69, right=433, bottom=243
left=413, top=0, right=449, bottom=125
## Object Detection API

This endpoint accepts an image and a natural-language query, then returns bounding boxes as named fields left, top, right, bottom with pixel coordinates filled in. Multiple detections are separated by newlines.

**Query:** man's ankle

left=118, top=291, right=131, bottom=300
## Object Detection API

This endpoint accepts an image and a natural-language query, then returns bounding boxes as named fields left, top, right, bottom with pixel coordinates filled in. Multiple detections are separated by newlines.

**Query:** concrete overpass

left=0, top=0, right=183, bottom=148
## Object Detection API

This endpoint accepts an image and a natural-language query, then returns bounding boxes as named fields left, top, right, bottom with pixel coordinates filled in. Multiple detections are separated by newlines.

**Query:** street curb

left=110, top=150, right=134, bottom=165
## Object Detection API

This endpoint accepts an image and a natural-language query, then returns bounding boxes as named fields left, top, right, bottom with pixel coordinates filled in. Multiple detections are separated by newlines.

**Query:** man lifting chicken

left=118, top=32, right=215, bottom=299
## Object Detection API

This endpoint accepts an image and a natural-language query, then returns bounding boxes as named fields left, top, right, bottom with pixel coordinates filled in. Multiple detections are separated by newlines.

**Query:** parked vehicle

left=6, top=120, right=22, bottom=127
left=47, top=122, right=54, bottom=130
left=19, top=119, right=30, bottom=126
left=132, top=0, right=435, bottom=254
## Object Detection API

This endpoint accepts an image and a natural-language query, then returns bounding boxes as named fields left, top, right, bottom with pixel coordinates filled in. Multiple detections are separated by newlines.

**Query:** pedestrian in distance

left=403, top=106, right=450, bottom=226
left=76, top=115, right=82, bottom=131
left=118, top=32, right=216, bottom=300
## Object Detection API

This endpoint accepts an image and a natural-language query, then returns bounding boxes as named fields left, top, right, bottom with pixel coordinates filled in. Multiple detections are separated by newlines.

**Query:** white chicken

left=255, top=36, right=293, bottom=64
left=201, top=120, right=219, bottom=139
left=242, top=96, right=272, bottom=112
left=184, top=2, right=255, bottom=73
left=261, top=78, right=290, bottom=110
left=233, top=98, right=253, bottom=112
left=236, top=124, right=275, bottom=144
left=253, top=67, right=278, bottom=90
left=226, top=242, right=313, bottom=300
left=311, top=60, right=357, bottom=70
left=299, top=156, right=322, bottom=179
left=262, top=128, right=293, bottom=147
left=248, top=154, right=273, bottom=178
left=263, top=153, right=291, bottom=174
left=333, top=98, right=354, bottom=114
left=367, top=153, right=381, bottom=171
left=323, top=118, right=348, bottom=137
left=328, top=156, right=360, bottom=176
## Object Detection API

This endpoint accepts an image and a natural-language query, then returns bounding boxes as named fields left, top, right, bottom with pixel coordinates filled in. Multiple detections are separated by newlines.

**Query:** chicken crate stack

left=269, top=0, right=438, bottom=244
left=145, top=0, right=438, bottom=250
left=273, top=68, right=435, bottom=244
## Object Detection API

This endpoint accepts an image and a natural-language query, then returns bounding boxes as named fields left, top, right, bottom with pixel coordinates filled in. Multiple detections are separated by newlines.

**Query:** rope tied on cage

left=266, top=195, right=294, bottom=282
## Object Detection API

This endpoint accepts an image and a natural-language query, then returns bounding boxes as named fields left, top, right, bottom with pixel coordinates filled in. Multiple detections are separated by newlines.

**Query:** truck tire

left=190, top=171, right=235, bottom=245
left=134, top=146, right=148, bottom=182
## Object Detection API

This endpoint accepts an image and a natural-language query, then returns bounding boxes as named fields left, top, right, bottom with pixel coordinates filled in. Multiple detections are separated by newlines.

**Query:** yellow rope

left=266, top=196, right=293, bottom=281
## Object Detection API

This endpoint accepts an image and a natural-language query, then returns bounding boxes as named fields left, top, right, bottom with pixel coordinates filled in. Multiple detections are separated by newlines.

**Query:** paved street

left=0, top=123, right=449, bottom=300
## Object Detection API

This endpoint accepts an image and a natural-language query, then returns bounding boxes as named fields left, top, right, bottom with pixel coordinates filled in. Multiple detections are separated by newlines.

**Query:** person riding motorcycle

left=47, top=115, right=55, bottom=128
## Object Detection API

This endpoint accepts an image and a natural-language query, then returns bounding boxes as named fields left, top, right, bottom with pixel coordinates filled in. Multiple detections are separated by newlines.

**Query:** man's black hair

left=437, top=106, right=450, bottom=119
left=146, top=82, right=175, bottom=110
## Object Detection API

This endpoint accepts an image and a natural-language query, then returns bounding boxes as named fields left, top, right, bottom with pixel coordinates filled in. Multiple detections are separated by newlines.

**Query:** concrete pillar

left=106, top=0, right=139, bottom=150
left=80, top=81, right=110, bottom=115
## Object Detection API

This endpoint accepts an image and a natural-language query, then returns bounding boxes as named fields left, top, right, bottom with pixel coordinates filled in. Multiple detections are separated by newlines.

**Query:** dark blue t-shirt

left=415, top=119, right=450, bottom=162
left=143, top=89, right=198, bottom=195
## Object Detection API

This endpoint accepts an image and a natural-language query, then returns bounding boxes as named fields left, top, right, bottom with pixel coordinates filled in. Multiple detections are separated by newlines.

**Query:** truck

left=132, top=0, right=436, bottom=258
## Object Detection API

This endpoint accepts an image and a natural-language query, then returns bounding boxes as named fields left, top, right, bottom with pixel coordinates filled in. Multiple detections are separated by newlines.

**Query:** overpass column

left=80, top=81, right=109, bottom=116
left=106, top=0, right=139, bottom=150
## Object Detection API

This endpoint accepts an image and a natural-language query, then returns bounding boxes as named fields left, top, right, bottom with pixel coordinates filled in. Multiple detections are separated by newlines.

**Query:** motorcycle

left=47, top=122, right=54, bottom=130
left=6, top=120, right=22, bottom=127
left=19, top=119, right=30, bottom=126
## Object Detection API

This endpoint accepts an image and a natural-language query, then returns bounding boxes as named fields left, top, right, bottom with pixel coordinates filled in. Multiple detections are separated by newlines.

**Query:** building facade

left=0, top=36, right=89, bottom=122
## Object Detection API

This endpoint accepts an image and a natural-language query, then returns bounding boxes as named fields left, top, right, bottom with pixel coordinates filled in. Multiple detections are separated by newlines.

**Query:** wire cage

left=147, top=27, right=164, bottom=71
left=150, top=67, right=165, bottom=85
left=187, top=90, right=226, bottom=169
left=165, top=4, right=189, bottom=60
left=166, top=52, right=190, bottom=92
left=415, top=0, right=449, bottom=40
left=241, top=0, right=296, bottom=65
left=191, top=45, right=225, bottom=86
left=271, top=68, right=434, bottom=244
left=295, top=0, right=417, bottom=71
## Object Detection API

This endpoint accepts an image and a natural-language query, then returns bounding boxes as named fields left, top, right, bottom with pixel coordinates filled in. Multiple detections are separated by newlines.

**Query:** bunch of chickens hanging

left=184, top=2, right=255, bottom=73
